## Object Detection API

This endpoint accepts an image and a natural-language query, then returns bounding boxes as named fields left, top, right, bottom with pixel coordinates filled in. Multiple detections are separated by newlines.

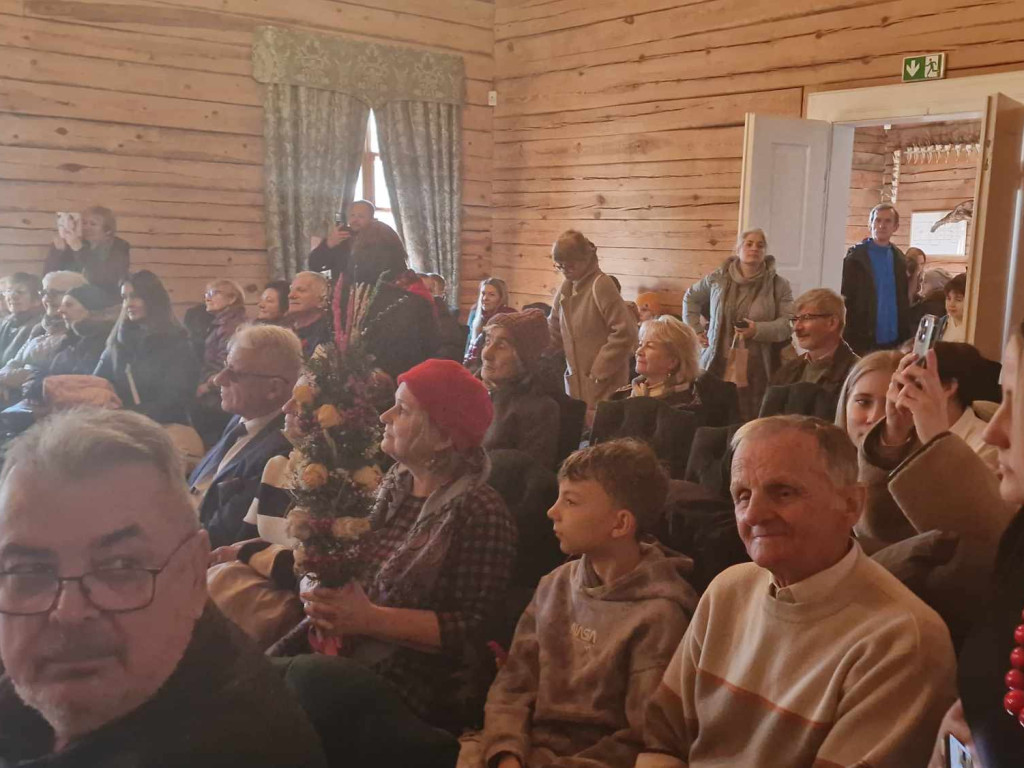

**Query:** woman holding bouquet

left=275, top=359, right=517, bottom=768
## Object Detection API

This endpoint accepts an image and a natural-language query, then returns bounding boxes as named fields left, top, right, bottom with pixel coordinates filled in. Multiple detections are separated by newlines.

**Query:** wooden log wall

left=0, top=0, right=495, bottom=313
left=492, top=0, right=1024, bottom=312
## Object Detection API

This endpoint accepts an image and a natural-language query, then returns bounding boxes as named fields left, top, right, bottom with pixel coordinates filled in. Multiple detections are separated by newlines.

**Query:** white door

left=967, top=93, right=1024, bottom=359
left=739, top=114, right=855, bottom=299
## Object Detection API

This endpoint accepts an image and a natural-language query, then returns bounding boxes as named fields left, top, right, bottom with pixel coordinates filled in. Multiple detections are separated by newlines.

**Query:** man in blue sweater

left=840, top=203, right=911, bottom=355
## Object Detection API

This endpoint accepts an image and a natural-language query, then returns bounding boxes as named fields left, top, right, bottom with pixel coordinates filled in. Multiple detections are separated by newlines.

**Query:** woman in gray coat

left=683, top=228, right=793, bottom=420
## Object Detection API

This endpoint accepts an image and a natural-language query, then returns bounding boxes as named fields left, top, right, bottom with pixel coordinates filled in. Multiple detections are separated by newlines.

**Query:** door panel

left=967, top=93, right=1024, bottom=359
left=739, top=114, right=853, bottom=299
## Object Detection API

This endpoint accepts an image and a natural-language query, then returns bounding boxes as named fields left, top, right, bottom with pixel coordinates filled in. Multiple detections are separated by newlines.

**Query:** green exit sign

left=903, top=53, right=946, bottom=82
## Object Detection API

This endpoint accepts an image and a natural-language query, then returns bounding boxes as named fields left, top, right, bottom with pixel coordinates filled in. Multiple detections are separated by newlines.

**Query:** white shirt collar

left=769, top=541, right=860, bottom=604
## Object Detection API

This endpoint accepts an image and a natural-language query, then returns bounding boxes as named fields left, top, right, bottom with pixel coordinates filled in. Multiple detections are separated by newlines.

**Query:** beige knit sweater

left=637, top=547, right=956, bottom=768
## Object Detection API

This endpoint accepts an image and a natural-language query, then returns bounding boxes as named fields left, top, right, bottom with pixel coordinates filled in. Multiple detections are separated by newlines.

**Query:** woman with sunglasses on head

left=683, top=227, right=794, bottom=421
left=549, top=230, right=638, bottom=420
left=95, top=270, right=199, bottom=425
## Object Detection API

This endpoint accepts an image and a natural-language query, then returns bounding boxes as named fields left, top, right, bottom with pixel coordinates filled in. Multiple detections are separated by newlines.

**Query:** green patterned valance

left=252, top=26, right=464, bottom=107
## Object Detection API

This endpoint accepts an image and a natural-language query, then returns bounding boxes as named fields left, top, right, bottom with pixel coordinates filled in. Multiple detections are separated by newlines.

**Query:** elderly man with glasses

left=771, top=287, right=860, bottom=396
left=188, top=324, right=303, bottom=549
left=0, top=408, right=325, bottom=766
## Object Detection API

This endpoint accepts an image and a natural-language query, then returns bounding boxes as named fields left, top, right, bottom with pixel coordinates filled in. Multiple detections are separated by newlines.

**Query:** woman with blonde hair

left=612, top=314, right=739, bottom=427
left=835, top=350, right=903, bottom=446
left=683, top=227, right=793, bottom=420
left=549, top=230, right=638, bottom=416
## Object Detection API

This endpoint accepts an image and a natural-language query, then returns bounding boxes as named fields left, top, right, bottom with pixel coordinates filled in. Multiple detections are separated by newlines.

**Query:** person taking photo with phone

left=308, top=199, right=376, bottom=282
left=44, top=206, right=130, bottom=303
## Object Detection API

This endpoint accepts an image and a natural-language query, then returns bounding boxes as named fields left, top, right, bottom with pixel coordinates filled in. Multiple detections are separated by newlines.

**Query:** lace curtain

left=253, top=27, right=465, bottom=288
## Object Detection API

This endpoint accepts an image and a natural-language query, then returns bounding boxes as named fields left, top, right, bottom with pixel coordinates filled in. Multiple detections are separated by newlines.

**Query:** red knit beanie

left=396, top=359, right=494, bottom=452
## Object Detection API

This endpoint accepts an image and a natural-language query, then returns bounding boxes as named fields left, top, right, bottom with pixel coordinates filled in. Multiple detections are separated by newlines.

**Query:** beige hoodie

left=479, top=542, right=697, bottom=768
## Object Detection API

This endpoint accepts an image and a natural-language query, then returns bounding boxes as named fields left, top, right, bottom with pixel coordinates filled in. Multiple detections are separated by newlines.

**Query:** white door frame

left=805, top=70, right=1024, bottom=123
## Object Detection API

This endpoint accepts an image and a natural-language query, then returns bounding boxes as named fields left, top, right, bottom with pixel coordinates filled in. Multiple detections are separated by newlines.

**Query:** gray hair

left=1, top=409, right=197, bottom=532
left=228, top=324, right=303, bottom=383
left=794, top=287, right=847, bottom=333
left=42, top=271, right=87, bottom=293
left=731, top=415, right=858, bottom=488
left=292, top=271, right=329, bottom=301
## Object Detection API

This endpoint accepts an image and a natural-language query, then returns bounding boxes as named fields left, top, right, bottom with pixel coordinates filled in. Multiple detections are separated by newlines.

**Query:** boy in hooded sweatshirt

left=475, top=438, right=697, bottom=768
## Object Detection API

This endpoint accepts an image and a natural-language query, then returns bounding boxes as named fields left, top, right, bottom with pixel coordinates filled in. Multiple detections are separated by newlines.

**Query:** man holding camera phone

left=307, top=200, right=376, bottom=282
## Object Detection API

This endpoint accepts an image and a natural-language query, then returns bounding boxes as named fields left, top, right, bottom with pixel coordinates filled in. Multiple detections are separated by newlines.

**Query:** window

left=353, top=110, right=396, bottom=231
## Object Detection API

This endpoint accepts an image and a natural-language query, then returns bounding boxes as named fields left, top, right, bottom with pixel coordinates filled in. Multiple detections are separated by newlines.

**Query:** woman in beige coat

left=548, top=230, right=638, bottom=416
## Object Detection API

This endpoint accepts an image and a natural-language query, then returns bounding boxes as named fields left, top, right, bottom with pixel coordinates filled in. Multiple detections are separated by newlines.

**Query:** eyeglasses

left=789, top=313, right=833, bottom=326
left=204, top=290, right=224, bottom=300
left=218, top=365, right=285, bottom=385
left=0, top=532, right=196, bottom=616
left=553, top=260, right=581, bottom=273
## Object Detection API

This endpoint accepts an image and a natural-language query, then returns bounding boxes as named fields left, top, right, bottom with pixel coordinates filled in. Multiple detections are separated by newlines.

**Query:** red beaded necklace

left=1003, top=609, right=1024, bottom=726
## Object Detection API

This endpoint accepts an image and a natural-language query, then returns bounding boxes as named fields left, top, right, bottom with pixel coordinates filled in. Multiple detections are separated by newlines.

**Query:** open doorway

left=847, top=117, right=981, bottom=302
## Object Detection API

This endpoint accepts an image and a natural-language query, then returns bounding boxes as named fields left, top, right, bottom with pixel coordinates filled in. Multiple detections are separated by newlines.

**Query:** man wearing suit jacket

left=189, top=324, right=302, bottom=549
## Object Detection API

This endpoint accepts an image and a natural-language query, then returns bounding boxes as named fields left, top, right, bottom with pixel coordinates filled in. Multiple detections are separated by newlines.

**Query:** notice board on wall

left=909, top=210, right=968, bottom=256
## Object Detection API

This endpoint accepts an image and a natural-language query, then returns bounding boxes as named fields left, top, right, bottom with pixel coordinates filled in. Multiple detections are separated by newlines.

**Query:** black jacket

left=94, top=321, right=199, bottom=424
left=770, top=340, right=860, bottom=395
left=0, top=309, right=44, bottom=368
left=23, top=319, right=114, bottom=401
left=0, top=604, right=326, bottom=768
left=841, top=241, right=911, bottom=355
left=308, top=238, right=352, bottom=283
left=362, top=285, right=439, bottom=380
left=190, top=414, right=291, bottom=549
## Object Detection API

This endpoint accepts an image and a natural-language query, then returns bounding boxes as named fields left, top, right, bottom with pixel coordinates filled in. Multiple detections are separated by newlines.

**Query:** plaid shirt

left=352, top=473, right=517, bottom=726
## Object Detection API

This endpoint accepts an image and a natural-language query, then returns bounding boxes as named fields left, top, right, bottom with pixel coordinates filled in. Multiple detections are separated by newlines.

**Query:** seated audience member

left=308, top=199, right=376, bottom=282
left=257, top=280, right=290, bottom=324
left=0, top=276, right=10, bottom=320
left=835, top=350, right=903, bottom=446
left=939, top=272, right=967, bottom=343
left=475, top=439, right=696, bottom=768
left=0, top=273, right=44, bottom=367
left=33, top=284, right=119, bottom=381
left=465, top=278, right=515, bottom=372
left=273, top=360, right=516, bottom=767
left=44, top=206, right=130, bottom=301
left=772, top=288, right=859, bottom=395
left=635, top=292, right=662, bottom=323
left=926, top=320, right=1024, bottom=768
left=0, top=409, right=326, bottom=767
left=192, top=279, right=248, bottom=446
left=612, top=315, right=739, bottom=428
left=638, top=415, right=956, bottom=768
left=480, top=309, right=561, bottom=469
left=189, top=324, right=301, bottom=549
left=848, top=344, right=1011, bottom=642
left=870, top=343, right=999, bottom=475
left=95, top=270, right=199, bottom=425
left=906, top=246, right=927, bottom=306
left=0, top=271, right=85, bottom=398
left=285, top=271, right=332, bottom=359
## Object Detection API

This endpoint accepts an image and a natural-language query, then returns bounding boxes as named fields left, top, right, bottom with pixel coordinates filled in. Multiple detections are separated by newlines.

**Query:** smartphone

left=945, top=733, right=973, bottom=768
left=913, top=314, right=940, bottom=367
left=734, top=319, right=750, bottom=329
left=56, top=211, right=80, bottom=235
